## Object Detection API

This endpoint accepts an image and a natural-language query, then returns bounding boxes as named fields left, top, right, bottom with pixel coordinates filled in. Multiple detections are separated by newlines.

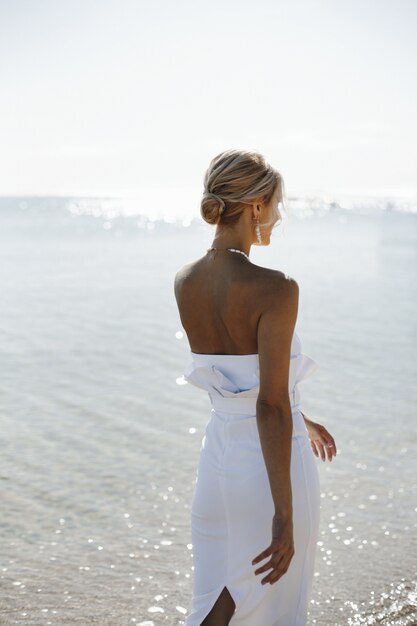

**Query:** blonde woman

left=174, top=149, right=336, bottom=626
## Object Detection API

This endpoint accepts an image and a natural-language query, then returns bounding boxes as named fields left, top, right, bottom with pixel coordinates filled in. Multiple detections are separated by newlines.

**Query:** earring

left=255, top=218, right=262, bottom=244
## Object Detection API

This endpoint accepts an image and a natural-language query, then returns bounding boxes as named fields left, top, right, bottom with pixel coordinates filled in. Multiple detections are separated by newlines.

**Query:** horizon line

left=0, top=186, right=416, bottom=200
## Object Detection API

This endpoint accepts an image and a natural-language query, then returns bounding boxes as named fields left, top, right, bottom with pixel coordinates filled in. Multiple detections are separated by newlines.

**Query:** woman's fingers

left=325, top=442, right=336, bottom=461
left=254, top=557, right=276, bottom=575
left=252, top=543, right=282, bottom=568
left=260, top=551, right=293, bottom=585
left=325, top=435, right=337, bottom=458
left=320, top=435, right=336, bottom=461
left=252, top=546, right=272, bottom=565
left=253, top=543, right=294, bottom=585
left=310, top=440, right=319, bottom=458
left=314, top=439, right=336, bottom=462
left=316, top=440, right=326, bottom=461
left=310, top=426, right=337, bottom=462
left=319, top=426, right=337, bottom=458
left=262, top=565, right=288, bottom=585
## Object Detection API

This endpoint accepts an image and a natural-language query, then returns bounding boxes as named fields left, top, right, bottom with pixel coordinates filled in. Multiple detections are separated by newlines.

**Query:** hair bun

left=204, top=191, right=226, bottom=213
left=200, top=191, right=227, bottom=225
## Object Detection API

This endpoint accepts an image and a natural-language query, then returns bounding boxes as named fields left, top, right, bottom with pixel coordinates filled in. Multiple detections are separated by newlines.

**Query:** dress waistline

left=209, top=386, right=301, bottom=416
left=209, top=391, right=308, bottom=438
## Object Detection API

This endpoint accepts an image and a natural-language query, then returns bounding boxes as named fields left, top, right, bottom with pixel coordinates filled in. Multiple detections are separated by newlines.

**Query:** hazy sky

left=1, top=0, right=416, bottom=198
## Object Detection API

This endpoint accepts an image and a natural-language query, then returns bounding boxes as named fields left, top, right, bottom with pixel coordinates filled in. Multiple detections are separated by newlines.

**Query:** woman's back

left=175, top=250, right=289, bottom=356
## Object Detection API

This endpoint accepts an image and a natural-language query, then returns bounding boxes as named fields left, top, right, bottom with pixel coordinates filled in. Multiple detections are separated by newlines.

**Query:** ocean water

left=0, top=196, right=416, bottom=625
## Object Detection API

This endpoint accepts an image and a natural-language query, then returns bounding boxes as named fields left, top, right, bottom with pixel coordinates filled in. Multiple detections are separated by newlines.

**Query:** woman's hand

left=252, top=513, right=295, bottom=586
left=302, top=413, right=337, bottom=462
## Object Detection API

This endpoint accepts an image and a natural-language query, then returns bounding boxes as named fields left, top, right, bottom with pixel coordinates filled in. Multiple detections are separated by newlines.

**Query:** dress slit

left=198, top=585, right=236, bottom=625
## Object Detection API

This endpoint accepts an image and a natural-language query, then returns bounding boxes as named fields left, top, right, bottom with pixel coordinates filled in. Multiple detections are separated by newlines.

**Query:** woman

left=174, top=149, right=337, bottom=626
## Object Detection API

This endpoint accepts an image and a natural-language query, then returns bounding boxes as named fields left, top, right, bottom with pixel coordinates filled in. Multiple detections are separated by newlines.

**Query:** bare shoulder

left=250, top=264, right=299, bottom=308
left=173, top=260, right=196, bottom=298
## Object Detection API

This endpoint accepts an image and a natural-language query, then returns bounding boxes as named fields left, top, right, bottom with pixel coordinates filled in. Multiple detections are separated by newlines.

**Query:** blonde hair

left=200, top=149, right=286, bottom=226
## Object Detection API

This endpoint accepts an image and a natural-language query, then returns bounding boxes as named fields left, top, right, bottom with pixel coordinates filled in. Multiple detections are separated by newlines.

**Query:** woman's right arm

left=251, top=275, right=299, bottom=585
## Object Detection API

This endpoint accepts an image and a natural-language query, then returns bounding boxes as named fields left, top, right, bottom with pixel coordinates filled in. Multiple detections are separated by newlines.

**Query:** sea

left=0, top=192, right=416, bottom=625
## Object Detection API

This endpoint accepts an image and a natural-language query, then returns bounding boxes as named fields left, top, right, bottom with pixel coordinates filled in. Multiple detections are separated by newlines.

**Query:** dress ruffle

left=182, top=331, right=319, bottom=404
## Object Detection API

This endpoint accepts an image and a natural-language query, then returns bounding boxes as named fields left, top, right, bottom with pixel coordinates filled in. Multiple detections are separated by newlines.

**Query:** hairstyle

left=200, top=149, right=286, bottom=226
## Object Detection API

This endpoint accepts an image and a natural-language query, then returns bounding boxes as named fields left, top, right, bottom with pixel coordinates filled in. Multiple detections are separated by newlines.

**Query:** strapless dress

left=181, top=329, right=320, bottom=626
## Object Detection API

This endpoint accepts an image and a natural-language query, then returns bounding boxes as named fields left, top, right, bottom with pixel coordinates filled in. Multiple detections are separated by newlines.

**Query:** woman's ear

left=251, top=203, right=259, bottom=219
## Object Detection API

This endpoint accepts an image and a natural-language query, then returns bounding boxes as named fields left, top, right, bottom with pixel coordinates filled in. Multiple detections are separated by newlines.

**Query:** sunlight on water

left=63, top=189, right=417, bottom=224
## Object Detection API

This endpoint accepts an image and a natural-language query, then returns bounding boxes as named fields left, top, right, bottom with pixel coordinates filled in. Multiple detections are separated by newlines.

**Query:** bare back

left=174, top=253, right=291, bottom=353
left=174, top=251, right=299, bottom=407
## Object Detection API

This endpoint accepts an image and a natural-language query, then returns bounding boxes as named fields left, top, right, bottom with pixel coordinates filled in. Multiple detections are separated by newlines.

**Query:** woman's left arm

left=301, top=412, right=337, bottom=462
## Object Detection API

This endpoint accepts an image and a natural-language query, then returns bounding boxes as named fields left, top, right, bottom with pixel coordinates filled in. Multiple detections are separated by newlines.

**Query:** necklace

left=207, top=246, right=250, bottom=261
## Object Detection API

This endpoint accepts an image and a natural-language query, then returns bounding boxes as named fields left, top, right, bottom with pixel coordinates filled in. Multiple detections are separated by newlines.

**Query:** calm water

left=0, top=197, right=416, bottom=625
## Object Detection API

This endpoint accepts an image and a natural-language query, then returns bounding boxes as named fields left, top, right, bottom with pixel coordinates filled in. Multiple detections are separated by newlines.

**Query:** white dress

left=182, top=330, right=320, bottom=626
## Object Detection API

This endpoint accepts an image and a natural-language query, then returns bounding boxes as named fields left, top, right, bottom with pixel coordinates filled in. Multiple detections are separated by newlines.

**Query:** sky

left=0, top=0, right=416, bottom=199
